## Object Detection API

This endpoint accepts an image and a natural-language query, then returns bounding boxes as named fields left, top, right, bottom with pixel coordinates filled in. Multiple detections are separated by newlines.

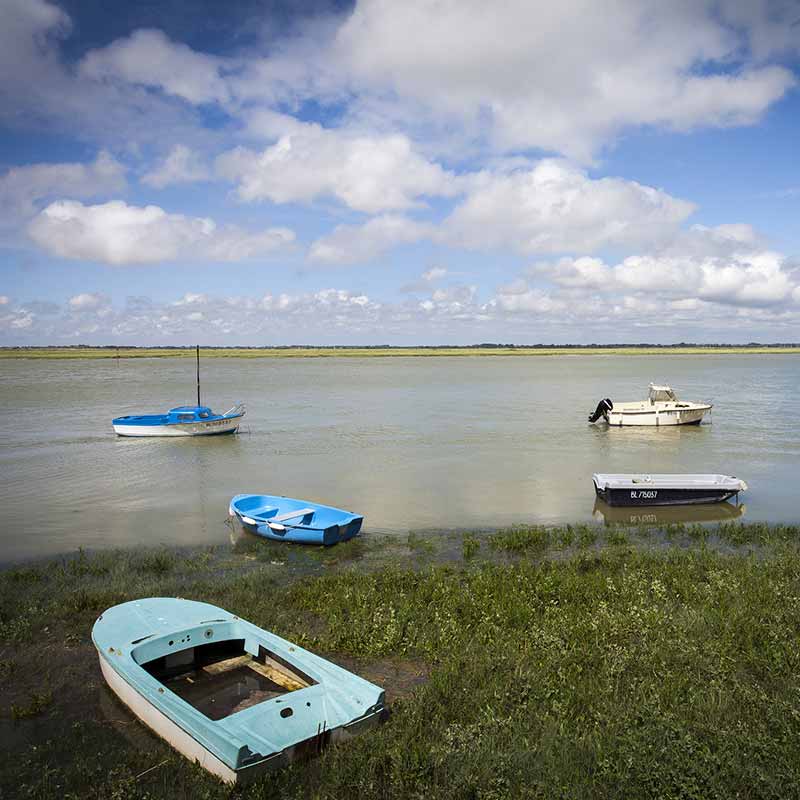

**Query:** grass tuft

left=133, top=549, right=177, bottom=576
left=11, top=689, right=53, bottom=720
left=461, top=534, right=480, bottom=561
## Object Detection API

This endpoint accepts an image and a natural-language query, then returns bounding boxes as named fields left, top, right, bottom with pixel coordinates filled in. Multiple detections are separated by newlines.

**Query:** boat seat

left=272, top=508, right=315, bottom=523
left=244, top=506, right=277, bottom=518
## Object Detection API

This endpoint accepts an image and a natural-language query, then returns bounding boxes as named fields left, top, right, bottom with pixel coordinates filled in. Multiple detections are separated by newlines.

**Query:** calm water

left=1, top=355, right=798, bottom=563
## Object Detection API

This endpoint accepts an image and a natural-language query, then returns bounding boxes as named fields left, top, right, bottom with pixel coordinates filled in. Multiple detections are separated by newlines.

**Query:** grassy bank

left=1, top=345, right=799, bottom=359
left=3, top=523, right=800, bottom=798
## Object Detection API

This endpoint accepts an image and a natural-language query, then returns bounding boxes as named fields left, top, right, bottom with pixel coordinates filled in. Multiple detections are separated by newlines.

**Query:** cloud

left=110, top=288, right=384, bottom=339
left=309, top=215, right=433, bottom=264
left=306, top=160, right=696, bottom=264
left=540, top=225, right=798, bottom=308
left=0, top=1, right=211, bottom=151
left=490, top=282, right=568, bottom=314
left=4, top=0, right=798, bottom=173
left=141, top=145, right=209, bottom=188
left=28, top=200, right=294, bottom=265
left=0, top=0, right=71, bottom=89
left=2, top=259, right=799, bottom=347
left=401, top=266, right=449, bottom=293
left=68, top=292, right=109, bottom=311
left=217, top=114, right=457, bottom=213
left=422, top=267, right=447, bottom=282
left=418, top=283, right=481, bottom=320
left=80, top=29, right=230, bottom=105
left=333, top=0, right=797, bottom=160
left=0, top=151, right=126, bottom=225
left=0, top=302, right=36, bottom=331
left=444, top=160, right=694, bottom=255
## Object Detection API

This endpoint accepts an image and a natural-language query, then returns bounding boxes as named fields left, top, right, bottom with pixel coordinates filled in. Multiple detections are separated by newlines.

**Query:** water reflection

left=592, top=499, right=745, bottom=526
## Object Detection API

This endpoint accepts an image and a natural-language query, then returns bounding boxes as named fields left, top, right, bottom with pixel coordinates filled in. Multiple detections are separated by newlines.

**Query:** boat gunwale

left=593, top=473, right=746, bottom=491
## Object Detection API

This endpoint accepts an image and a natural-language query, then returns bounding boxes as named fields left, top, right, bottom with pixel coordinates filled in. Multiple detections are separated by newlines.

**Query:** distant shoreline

left=1, top=344, right=799, bottom=359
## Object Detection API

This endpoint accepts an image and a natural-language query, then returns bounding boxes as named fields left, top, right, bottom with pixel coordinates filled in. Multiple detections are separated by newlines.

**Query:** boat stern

left=592, top=474, right=609, bottom=502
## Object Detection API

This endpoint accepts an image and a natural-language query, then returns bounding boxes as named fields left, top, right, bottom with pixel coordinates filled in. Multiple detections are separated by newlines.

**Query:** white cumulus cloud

left=0, top=151, right=126, bottom=224
left=541, top=224, right=799, bottom=309
left=333, top=0, right=797, bottom=161
left=80, top=29, right=230, bottom=105
left=445, top=160, right=694, bottom=255
left=68, top=292, right=108, bottom=311
left=491, top=282, right=567, bottom=314
left=217, top=114, right=457, bottom=213
left=28, top=200, right=294, bottom=265
left=309, top=215, right=433, bottom=264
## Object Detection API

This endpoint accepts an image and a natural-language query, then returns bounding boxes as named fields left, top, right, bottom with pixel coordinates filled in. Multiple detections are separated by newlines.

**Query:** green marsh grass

left=461, top=534, right=480, bottom=561
left=3, top=526, right=800, bottom=798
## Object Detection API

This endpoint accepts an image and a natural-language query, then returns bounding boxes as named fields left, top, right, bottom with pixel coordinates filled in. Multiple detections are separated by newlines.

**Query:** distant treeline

left=3, top=342, right=799, bottom=350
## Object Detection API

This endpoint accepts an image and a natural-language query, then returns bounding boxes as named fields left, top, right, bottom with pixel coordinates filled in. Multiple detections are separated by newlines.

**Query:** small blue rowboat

left=229, top=495, right=363, bottom=546
left=93, top=598, right=387, bottom=784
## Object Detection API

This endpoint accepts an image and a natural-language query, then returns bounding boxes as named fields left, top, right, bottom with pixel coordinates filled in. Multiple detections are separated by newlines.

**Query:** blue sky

left=1, top=0, right=799, bottom=345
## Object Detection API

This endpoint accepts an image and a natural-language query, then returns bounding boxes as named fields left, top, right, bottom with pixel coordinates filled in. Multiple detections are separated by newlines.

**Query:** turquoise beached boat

left=93, top=598, right=386, bottom=784
left=229, top=495, right=363, bottom=545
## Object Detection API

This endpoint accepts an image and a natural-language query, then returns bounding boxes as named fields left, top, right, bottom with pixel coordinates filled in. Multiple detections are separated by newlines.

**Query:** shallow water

left=0, top=354, right=797, bottom=562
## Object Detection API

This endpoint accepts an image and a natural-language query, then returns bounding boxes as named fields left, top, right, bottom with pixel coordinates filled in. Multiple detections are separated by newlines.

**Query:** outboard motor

left=588, top=398, right=613, bottom=423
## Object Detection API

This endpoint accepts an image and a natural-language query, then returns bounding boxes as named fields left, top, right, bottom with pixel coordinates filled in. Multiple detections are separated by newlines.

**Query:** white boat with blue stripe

left=113, top=404, right=245, bottom=437
left=112, top=345, right=245, bottom=437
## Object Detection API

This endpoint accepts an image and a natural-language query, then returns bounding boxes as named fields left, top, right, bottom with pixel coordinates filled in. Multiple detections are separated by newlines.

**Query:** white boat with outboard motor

left=593, top=473, right=747, bottom=506
left=588, top=384, right=711, bottom=427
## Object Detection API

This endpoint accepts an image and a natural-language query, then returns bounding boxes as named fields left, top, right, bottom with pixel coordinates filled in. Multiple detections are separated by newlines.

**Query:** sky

left=0, top=0, right=799, bottom=345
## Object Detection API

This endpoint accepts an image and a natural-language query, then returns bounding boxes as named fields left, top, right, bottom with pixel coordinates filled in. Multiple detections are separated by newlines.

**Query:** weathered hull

left=113, top=418, right=241, bottom=437
left=93, top=598, right=387, bottom=785
left=99, top=655, right=241, bottom=783
left=99, top=655, right=385, bottom=784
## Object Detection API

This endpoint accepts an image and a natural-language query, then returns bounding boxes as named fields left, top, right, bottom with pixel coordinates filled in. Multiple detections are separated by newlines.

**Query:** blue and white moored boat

left=93, top=598, right=387, bottom=784
left=113, top=404, right=245, bottom=437
left=112, top=345, right=245, bottom=437
left=229, top=495, right=363, bottom=546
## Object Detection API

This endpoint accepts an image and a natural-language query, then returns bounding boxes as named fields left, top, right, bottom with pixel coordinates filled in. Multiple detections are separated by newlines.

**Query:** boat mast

left=196, top=344, right=200, bottom=407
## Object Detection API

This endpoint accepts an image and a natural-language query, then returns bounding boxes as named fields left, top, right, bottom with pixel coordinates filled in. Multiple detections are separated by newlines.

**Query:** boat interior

left=232, top=495, right=358, bottom=529
left=142, top=639, right=316, bottom=721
